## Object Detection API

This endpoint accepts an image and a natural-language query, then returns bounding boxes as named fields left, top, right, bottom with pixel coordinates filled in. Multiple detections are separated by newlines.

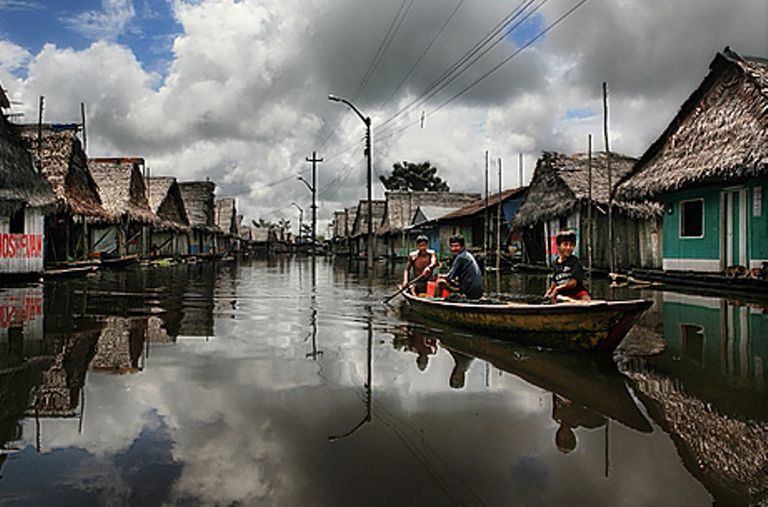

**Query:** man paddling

left=402, top=235, right=437, bottom=295
left=436, top=234, right=484, bottom=300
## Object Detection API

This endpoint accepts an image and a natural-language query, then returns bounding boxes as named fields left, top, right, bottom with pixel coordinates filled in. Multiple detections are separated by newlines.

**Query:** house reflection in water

left=89, top=317, right=147, bottom=374
left=622, top=292, right=768, bottom=504
left=659, top=292, right=767, bottom=392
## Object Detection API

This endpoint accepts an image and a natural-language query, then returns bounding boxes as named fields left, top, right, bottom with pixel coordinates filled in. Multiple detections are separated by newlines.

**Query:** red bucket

left=426, top=281, right=449, bottom=298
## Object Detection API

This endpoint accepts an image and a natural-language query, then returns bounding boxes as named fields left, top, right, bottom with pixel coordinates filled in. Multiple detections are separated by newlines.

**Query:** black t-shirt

left=552, top=255, right=585, bottom=294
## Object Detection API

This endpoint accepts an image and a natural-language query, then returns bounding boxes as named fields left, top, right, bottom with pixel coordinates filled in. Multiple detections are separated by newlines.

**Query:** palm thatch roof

left=0, top=83, right=9, bottom=110
left=516, top=152, right=660, bottom=227
left=379, top=191, right=480, bottom=235
left=617, top=47, right=768, bottom=200
left=441, top=187, right=527, bottom=222
left=0, top=115, right=56, bottom=215
left=17, top=125, right=109, bottom=219
left=147, top=176, right=191, bottom=232
left=626, top=364, right=768, bottom=504
left=215, top=197, right=237, bottom=234
left=178, top=181, right=217, bottom=232
left=89, top=158, right=156, bottom=223
left=352, top=200, right=386, bottom=238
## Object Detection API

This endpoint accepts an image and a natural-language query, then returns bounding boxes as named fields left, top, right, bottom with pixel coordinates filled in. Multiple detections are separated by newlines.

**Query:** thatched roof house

left=379, top=191, right=480, bottom=236
left=516, top=152, right=659, bottom=227
left=215, top=197, right=237, bottom=234
left=617, top=47, right=768, bottom=201
left=178, top=181, right=216, bottom=231
left=89, top=158, right=156, bottom=223
left=442, top=187, right=527, bottom=222
left=352, top=200, right=386, bottom=237
left=17, top=125, right=108, bottom=220
left=0, top=114, right=56, bottom=216
left=147, top=176, right=190, bottom=231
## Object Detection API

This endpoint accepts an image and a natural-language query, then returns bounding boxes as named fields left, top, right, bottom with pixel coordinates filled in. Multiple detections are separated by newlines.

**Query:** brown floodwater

left=0, top=257, right=766, bottom=506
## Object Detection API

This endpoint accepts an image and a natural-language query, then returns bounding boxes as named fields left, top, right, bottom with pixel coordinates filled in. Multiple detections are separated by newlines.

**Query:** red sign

left=0, top=233, right=43, bottom=259
left=0, top=294, right=43, bottom=328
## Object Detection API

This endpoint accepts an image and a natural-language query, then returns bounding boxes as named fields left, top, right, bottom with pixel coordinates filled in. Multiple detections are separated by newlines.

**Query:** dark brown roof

left=0, top=115, right=56, bottom=214
left=516, top=152, right=659, bottom=226
left=440, top=187, right=527, bottom=221
left=178, top=181, right=217, bottom=231
left=89, top=158, right=156, bottom=223
left=147, top=176, right=191, bottom=231
left=17, top=125, right=109, bottom=219
left=617, top=47, right=768, bottom=200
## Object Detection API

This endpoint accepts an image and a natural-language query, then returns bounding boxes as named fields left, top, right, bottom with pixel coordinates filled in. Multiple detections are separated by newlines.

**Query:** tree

left=379, top=161, right=450, bottom=192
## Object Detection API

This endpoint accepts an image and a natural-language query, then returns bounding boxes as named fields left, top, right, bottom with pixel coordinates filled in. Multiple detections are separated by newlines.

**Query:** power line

left=377, top=0, right=538, bottom=132
left=351, top=0, right=415, bottom=102
left=377, top=0, right=591, bottom=145
left=380, top=0, right=466, bottom=110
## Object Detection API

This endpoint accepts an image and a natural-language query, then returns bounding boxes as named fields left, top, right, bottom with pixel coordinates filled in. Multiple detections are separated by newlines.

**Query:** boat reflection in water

left=621, top=292, right=768, bottom=505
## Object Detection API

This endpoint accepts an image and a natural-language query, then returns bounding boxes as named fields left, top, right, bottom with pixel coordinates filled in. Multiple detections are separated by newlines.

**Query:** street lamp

left=291, top=202, right=303, bottom=250
left=328, top=94, right=373, bottom=270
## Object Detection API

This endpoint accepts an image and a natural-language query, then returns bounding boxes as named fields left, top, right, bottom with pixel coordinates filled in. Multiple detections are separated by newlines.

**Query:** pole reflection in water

left=306, top=259, right=322, bottom=360
left=328, top=305, right=372, bottom=442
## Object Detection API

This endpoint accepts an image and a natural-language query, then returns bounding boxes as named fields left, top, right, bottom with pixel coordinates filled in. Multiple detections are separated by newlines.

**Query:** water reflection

left=0, top=261, right=766, bottom=505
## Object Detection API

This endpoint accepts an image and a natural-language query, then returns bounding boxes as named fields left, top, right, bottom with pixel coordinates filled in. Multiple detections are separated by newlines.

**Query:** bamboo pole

left=484, top=150, right=489, bottom=270
left=496, top=157, right=502, bottom=273
left=603, top=82, right=614, bottom=273
left=587, top=134, right=593, bottom=289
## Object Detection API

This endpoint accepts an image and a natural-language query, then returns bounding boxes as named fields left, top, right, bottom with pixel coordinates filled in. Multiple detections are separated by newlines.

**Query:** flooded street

left=0, top=259, right=767, bottom=506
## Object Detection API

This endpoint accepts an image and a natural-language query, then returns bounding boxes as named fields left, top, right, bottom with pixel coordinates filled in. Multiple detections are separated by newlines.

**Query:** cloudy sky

left=0, top=0, right=766, bottom=231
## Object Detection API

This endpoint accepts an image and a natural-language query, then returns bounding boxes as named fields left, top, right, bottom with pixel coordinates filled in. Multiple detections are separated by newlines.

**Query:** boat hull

left=403, top=293, right=652, bottom=352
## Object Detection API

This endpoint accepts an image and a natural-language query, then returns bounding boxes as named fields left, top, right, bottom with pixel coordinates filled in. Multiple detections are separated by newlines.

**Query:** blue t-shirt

left=446, top=249, right=484, bottom=299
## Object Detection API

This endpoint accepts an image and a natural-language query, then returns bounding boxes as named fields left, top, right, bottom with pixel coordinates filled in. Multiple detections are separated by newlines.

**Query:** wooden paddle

left=382, top=273, right=428, bottom=304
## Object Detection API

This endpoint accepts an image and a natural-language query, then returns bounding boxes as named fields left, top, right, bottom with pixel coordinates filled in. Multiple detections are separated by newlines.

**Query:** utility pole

left=305, top=151, right=323, bottom=259
left=365, top=119, right=373, bottom=270
left=603, top=82, right=614, bottom=274
left=36, top=96, right=44, bottom=161
left=518, top=153, right=524, bottom=188
left=80, top=102, right=87, bottom=153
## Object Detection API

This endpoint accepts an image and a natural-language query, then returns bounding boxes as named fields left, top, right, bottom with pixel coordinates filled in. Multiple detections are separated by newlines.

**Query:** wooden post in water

left=602, top=82, right=615, bottom=274
left=496, top=157, right=502, bottom=273
left=484, top=150, right=489, bottom=271
left=587, top=134, right=593, bottom=290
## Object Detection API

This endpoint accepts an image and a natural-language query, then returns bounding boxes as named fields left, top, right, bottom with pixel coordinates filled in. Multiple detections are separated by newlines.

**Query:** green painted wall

left=663, top=178, right=768, bottom=264
left=663, top=299, right=768, bottom=389
left=748, top=177, right=768, bottom=262
left=663, top=187, right=721, bottom=260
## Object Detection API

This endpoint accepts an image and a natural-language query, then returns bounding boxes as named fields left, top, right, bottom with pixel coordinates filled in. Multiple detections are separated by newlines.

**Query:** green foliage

left=379, top=161, right=450, bottom=192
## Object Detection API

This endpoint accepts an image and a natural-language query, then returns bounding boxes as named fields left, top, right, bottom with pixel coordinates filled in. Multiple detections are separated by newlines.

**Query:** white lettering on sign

left=754, top=186, right=762, bottom=217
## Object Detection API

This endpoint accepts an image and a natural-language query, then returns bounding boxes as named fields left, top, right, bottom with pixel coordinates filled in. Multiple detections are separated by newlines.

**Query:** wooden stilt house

left=378, top=191, right=480, bottom=258
left=147, top=177, right=191, bottom=257
left=616, top=47, right=768, bottom=273
left=0, top=96, right=56, bottom=276
left=89, top=158, right=157, bottom=259
left=515, top=152, right=662, bottom=270
left=351, top=200, right=386, bottom=258
left=18, top=125, right=110, bottom=264
left=178, top=181, right=217, bottom=256
left=214, top=197, right=237, bottom=255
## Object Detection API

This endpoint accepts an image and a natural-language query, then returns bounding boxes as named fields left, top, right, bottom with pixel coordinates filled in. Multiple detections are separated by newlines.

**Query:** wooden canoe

left=403, top=292, right=652, bottom=352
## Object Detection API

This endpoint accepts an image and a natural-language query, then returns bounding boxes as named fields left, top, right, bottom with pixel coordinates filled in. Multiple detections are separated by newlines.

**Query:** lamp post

left=291, top=202, right=303, bottom=252
left=328, top=94, right=373, bottom=270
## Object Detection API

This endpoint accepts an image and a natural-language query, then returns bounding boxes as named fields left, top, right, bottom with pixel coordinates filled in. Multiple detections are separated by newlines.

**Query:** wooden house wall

left=0, top=208, right=45, bottom=274
left=89, top=225, right=122, bottom=257
left=151, top=230, right=176, bottom=256
left=176, top=233, right=190, bottom=256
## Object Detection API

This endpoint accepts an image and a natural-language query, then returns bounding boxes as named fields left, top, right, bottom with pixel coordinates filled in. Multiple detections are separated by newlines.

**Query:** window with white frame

left=680, top=199, right=704, bottom=238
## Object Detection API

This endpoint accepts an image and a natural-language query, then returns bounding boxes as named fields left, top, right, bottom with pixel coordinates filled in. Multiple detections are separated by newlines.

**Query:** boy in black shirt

left=544, top=230, right=591, bottom=303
